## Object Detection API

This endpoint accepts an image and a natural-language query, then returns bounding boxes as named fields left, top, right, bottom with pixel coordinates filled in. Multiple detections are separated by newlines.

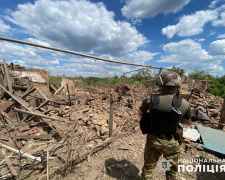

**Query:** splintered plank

left=1, top=85, right=69, bottom=138
left=54, top=83, right=68, bottom=95
left=2, top=149, right=17, bottom=177
left=0, top=84, right=33, bottom=111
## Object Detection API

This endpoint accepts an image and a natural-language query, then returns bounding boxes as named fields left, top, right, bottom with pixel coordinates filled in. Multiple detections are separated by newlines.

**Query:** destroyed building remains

left=0, top=60, right=225, bottom=179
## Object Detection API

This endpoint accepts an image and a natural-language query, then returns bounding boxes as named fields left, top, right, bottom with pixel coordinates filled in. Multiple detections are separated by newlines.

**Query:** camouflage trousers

left=141, top=134, right=180, bottom=180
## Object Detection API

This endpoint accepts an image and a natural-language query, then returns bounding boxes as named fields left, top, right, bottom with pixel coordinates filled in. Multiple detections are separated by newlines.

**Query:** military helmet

left=156, top=71, right=181, bottom=86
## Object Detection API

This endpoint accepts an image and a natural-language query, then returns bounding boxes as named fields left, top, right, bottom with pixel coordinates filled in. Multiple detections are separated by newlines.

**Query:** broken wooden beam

left=49, top=83, right=57, bottom=93
left=12, top=108, right=72, bottom=124
left=0, top=84, right=33, bottom=111
left=0, top=134, right=51, bottom=140
left=12, top=107, right=72, bottom=138
left=0, top=142, right=41, bottom=162
left=2, top=149, right=17, bottom=177
left=0, top=121, right=47, bottom=127
left=0, top=174, right=12, bottom=179
left=12, top=84, right=28, bottom=90
left=187, top=89, right=194, bottom=101
left=54, top=83, right=68, bottom=95
left=0, top=152, right=13, bottom=167
left=35, top=88, right=50, bottom=110
left=3, top=87, right=36, bottom=113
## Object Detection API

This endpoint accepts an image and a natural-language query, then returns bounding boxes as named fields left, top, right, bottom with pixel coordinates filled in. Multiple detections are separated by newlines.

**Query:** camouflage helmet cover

left=156, top=71, right=181, bottom=86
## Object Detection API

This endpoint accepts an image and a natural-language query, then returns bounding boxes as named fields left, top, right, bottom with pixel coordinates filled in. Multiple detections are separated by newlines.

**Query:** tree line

left=49, top=69, right=225, bottom=98
left=189, top=70, right=225, bottom=98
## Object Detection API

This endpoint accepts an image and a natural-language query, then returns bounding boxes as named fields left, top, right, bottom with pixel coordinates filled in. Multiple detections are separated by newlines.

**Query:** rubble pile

left=0, top=61, right=224, bottom=179
left=0, top=62, right=147, bottom=179
left=180, top=79, right=224, bottom=124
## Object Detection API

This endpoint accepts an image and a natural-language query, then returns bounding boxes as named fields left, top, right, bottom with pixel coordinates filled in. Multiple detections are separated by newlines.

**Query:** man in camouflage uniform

left=138, top=71, right=191, bottom=180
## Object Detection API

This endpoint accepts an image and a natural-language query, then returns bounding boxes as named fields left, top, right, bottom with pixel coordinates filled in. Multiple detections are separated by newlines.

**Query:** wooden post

left=109, top=94, right=113, bottom=137
left=66, top=83, right=71, bottom=106
left=1, top=61, right=7, bottom=87
left=219, top=98, right=225, bottom=129
left=2, top=59, right=13, bottom=93
left=47, top=151, right=49, bottom=180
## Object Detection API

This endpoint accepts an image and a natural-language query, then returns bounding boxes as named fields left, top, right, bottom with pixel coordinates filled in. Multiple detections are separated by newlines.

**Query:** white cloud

left=47, top=50, right=156, bottom=77
left=1, top=0, right=155, bottom=77
left=0, top=40, right=155, bottom=77
left=198, top=39, right=205, bottom=42
left=100, top=50, right=157, bottom=65
left=24, top=38, right=54, bottom=54
left=50, top=60, right=59, bottom=65
left=5, top=0, right=148, bottom=56
left=0, top=41, right=40, bottom=59
left=162, top=10, right=218, bottom=38
left=122, top=0, right=190, bottom=20
left=212, top=11, right=225, bottom=26
left=47, top=60, right=134, bottom=77
left=217, top=34, right=225, bottom=38
left=157, top=39, right=224, bottom=75
left=0, top=19, right=10, bottom=35
left=209, top=0, right=224, bottom=9
left=209, top=39, right=225, bottom=55
left=208, top=30, right=217, bottom=36
left=0, top=41, right=57, bottom=67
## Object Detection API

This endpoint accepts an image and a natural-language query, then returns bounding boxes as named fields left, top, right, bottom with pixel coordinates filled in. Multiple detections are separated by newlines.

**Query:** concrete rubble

left=0, top=62, right=224, bottom=179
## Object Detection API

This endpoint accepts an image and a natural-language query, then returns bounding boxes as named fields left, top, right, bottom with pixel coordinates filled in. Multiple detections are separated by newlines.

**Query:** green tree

left=188, top=70, right=211, bottom=80
left=171, top=66, right=185, bottom=76
left=188, top=70, right=225, bottom=98
left=137, top=68, right=152, bottom=79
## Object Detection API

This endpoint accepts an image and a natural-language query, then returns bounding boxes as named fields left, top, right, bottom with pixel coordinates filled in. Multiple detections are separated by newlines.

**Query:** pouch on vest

left=139, top=112, right=152, bottom=134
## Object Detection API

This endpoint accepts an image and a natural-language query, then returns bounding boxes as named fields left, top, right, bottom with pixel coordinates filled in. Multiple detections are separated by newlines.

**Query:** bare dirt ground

left=58, top=128, right=225, bottom=180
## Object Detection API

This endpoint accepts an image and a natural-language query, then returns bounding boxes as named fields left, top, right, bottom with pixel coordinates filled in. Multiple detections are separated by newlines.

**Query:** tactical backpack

left=140, top=95, right=182, bottom=135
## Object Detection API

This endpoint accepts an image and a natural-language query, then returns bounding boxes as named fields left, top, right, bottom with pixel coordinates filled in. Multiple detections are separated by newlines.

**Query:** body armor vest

left=150, top=94, right=182, bottom=135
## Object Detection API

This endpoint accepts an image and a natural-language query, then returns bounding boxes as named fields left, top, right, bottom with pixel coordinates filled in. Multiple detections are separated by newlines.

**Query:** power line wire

left=0, top=36, right=180, bottom=71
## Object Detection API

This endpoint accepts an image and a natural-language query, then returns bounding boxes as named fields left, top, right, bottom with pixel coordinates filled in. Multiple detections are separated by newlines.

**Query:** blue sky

left=0, top=0, right=225, bottom=77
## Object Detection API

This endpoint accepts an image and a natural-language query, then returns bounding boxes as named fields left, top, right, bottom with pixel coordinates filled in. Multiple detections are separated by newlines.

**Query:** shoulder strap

left=172, top=95, right=182, bottom=110
left=150, top=94, right=159, bottom=108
